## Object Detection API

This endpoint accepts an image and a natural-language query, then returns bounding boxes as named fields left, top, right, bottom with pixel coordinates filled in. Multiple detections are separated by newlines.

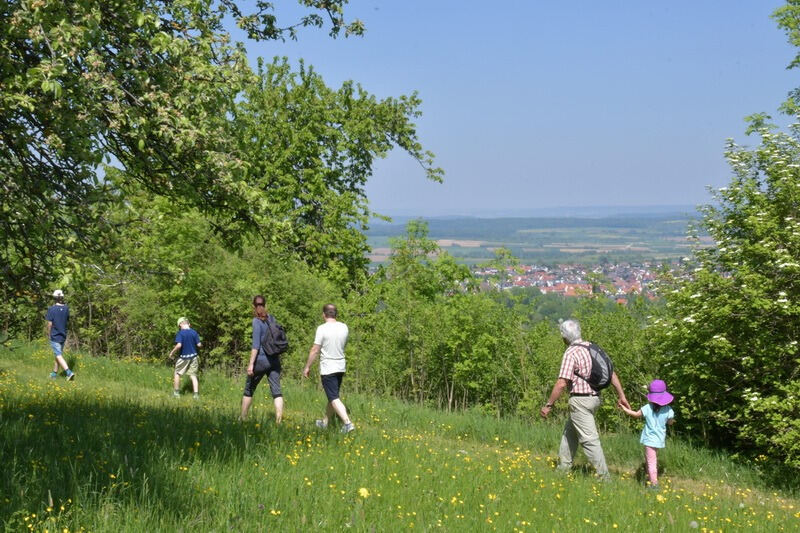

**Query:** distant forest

left=366, top=213, right=704, bottom=265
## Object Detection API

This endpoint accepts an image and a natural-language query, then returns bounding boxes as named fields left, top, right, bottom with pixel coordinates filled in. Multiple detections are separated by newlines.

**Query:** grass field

left=1, top=342, right=798, bottom=531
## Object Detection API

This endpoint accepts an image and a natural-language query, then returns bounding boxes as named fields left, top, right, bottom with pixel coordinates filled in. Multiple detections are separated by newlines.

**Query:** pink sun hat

left=647, top=379, right=674, bottom=406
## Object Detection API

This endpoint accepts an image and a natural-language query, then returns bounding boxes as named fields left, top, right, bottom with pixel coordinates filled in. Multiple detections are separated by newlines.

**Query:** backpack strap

left=572, top=341, right=593, bottom=382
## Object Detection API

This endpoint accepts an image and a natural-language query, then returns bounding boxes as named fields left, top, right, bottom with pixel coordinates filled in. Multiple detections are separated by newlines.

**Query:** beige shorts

left=174, top=356, right=199, bottom=376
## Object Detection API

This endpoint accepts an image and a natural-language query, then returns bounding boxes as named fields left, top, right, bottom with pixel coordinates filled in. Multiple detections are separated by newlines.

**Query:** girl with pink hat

left=618, top=379, right=675, bottom=490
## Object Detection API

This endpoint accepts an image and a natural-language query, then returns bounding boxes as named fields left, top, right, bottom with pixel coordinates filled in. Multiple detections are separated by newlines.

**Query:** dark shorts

left=321, top=372, right=345, bottom=402
left=243, top=369, right=282, bottom=398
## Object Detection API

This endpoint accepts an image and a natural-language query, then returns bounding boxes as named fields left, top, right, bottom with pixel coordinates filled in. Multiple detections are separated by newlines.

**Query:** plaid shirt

left=557, top=341, right=594, bottom=395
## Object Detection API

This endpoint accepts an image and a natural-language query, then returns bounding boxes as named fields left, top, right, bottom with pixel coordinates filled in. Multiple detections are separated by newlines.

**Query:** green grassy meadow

left=1, top=342, right=798, bottom=532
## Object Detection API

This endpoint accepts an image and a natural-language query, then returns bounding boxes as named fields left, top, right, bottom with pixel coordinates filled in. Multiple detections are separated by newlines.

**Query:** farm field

left=366, top=214, right=707, bottom=264
left=1, top=342, right=797, bottom=531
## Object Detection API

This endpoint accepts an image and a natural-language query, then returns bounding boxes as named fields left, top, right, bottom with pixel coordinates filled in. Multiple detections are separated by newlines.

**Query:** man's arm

left=540, top=377, right=569, bottom=418
left=611, top=371, right=630, bottom=409
left=303, top=344, right=321, bottom=378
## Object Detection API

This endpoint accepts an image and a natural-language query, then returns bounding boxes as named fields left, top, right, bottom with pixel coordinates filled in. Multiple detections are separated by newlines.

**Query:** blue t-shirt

left=640, top=403, right=675, bottom=448
left=46, top=304, right=69, bottom=343
left=174, top=328, right=201, bottom=359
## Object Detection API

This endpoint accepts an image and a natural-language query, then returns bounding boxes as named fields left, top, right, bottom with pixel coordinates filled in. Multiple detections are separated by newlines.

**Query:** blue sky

left=241, top=1, right=797, bottom=216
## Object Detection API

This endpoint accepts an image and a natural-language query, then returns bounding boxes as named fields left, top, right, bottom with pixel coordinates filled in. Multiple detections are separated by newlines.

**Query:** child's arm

left=668, top=418, right=675, bottom=425
left=168, top=342, right=182, bottom=358
left=618, top=402, right=642, bottom=418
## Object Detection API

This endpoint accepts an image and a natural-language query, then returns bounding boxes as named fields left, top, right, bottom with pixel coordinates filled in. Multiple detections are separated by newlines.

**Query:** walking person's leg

left=240, top=395, right=253, bottom=419
left=569, top=396, right=610, bottom=479
left=319, top=373, right=353, bottom=431
left=188, top=358, right=199, bottom=397
left=173, top=372, right=182, bottom=396
left=241, top=373, right=265, bottom=420
left=322, top=401, right=335, bottom=425
left=173, top=357, right=189, bottom=396
left=267, top=370, right=283, bottom=424
left=330, top=399, right=351, bottom=425
left=56, top=355, right=70, bottom=372
left=644, top=446, right=658, bottom=487
left=557, top=416, right=579, bottom=471
left=50, top=341, right=73, bottom=378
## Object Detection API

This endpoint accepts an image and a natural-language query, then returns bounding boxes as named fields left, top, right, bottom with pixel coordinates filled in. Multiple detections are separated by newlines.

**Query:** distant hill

left=371, top=204, right=700, bottom=222
left=366, top=210, right=705, bottom=264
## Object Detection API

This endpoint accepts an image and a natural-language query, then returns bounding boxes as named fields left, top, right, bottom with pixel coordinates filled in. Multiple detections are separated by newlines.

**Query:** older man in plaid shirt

left=540, top=319, right=630, bottom=480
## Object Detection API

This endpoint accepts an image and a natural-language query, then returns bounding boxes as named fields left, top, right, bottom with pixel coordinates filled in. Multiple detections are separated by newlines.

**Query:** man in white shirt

left=303, top=304, right=355, bottom=433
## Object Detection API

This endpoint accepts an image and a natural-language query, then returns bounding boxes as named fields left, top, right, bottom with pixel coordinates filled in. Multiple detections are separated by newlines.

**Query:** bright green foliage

left=47, top=186, right=338, bottom=369
left=346, top=221, right=525, bottom=412
left=232, top=59, right=442, bottom=286
left=0, top=0, right=432, bottom=307
left=343, top=221, right=656, bottom=421
left=739, top=380, right=800, bottom=471
left=774, top=1, right=800, bottom=114
left=1, top=0, right=247, bottom=297
left=652, top=121, right=800, bottom=468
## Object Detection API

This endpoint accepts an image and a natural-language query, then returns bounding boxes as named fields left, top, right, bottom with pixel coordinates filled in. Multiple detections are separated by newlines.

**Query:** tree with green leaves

left=652, top=118, right=800, bottom=461
left=232, top=59, right=441, bottom=286
left=0, top=0, right=440, bottom=320
left=647, top=3, right=800, bottom=474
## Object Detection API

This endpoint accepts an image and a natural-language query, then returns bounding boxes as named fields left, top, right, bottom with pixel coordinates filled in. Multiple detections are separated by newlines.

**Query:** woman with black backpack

left=240, top=295, right=285, bottom=424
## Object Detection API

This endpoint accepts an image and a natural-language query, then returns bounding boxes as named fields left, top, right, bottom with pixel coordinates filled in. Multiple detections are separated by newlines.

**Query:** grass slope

left=1, top=342, right=797, bottom=532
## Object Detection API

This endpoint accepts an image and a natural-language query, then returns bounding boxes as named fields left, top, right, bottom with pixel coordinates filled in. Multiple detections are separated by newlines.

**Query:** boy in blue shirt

left=46, top=289, right=75, bottom=380
left=168, top=317, right=202, bottom=398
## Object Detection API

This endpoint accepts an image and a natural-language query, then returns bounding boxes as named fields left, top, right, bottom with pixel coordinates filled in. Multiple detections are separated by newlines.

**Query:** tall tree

left=232, top=60, right=441, bottom=286
left=0, top=0, right=437, bottom=309
left=647, top=2, right=800, bottom=473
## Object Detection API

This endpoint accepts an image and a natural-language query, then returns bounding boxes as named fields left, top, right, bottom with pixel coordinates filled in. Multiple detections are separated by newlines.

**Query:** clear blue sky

left=241, top=1, right=797, bottom=216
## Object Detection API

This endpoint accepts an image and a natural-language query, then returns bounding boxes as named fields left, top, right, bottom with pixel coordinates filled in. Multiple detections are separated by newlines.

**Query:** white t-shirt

left=313, top=320, right=349, bottom=375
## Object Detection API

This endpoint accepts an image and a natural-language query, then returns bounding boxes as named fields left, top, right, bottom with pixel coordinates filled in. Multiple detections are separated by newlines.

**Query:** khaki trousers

left=557, top=395, right=609, bottom=478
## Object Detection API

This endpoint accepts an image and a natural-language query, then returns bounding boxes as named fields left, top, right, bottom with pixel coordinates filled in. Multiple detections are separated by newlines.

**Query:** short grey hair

left=559, top=319, right=582, bottom=343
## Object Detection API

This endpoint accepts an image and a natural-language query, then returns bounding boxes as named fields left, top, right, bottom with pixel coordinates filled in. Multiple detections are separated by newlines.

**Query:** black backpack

left=574, top=342, right=614, bottom=391
left=260, top=314, right=289, bottom=356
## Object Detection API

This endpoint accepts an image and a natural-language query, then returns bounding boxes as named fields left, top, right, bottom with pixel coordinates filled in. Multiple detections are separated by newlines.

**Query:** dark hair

left=253, top=295, right=267, bottom=320
left=322, top=303, right=337, bottom=318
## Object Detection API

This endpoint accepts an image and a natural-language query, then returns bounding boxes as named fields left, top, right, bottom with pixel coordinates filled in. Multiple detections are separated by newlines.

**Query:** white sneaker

left=315, top=419, right=328, bottom=429
left=341, top=422, right=355, bottom=434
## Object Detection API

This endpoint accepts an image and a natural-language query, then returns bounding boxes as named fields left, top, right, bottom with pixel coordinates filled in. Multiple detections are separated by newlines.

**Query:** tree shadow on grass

left=0, top=392, right=300, bottom=529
